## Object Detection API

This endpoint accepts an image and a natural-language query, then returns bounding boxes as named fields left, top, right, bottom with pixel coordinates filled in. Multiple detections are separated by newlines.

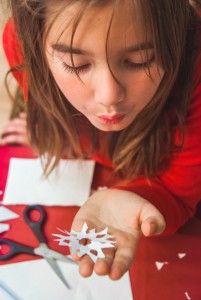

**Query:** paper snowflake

left=53, top=223, right=115, bottom=263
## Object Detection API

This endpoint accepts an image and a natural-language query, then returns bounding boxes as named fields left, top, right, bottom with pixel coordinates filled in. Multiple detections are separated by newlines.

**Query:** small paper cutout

left=53, top=223, right=115, bottom=263
left=155, top=261, right=169, bottom=270
left=97, top=186, right=108, bottom=191
left=0, top=207, right=19, bottom=222
left=0, top=224, right=10, bottom=234
left=185, top=291, right=191, bottom=300
left=178, top=253, right=186, bottom=259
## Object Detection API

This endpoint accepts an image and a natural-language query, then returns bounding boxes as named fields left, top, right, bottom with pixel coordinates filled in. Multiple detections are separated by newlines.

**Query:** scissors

left=0, top=205, right=77, bottom=289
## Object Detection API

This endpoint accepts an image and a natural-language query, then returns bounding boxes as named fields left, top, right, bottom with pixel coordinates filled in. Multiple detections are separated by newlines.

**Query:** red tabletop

left=0, top=145, right=201, bottom=300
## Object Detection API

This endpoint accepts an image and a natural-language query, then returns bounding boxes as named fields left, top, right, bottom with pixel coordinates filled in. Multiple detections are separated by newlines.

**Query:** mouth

left=98, top=114, right=125, bottom=125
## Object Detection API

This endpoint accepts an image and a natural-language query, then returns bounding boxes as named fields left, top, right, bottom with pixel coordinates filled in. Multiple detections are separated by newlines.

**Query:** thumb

left=141, top=216, right=165, bottom=236
left=140, top=203, right=166, bottom=236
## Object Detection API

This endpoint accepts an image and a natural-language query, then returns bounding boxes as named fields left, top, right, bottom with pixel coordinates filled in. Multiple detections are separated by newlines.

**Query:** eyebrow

left=51, top=44, right=88, bottom=55
left=51, top=42, right=153, bottom=56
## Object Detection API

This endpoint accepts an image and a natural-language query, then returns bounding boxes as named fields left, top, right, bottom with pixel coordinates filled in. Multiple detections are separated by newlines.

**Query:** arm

left=2, top=20, right=30, bottom=146
left=2, top=18, right=28, bottom=98
left=114, top=83, right=201, bottom=235
left=71, top=79, right=201, bottom=279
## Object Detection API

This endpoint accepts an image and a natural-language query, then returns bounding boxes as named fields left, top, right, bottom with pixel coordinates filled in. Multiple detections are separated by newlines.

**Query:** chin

left=86, top=115, right=132, bottom=131
left=92, top=123, right=128, bottom=132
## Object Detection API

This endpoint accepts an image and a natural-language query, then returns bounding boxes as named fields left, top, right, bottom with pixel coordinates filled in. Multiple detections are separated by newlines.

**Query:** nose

left=94, top=68, right=125, bottom=107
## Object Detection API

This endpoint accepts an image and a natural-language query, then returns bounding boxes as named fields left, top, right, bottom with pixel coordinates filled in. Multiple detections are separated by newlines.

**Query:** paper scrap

left=178, top=253, right=186, bottom=259
left=3, top=158, right=95, bottom=206
left=97, top=186, right=108, bottom=191
left=53, top=223, right=116, bottom=263
left=185, top=291, right=191, bottom=300
left=0, top=191, right=3, bottom=196
left=0, top=223, right=10, bottom=234
left=0, top=206, right=19, bottom=222
left=155, top=261, right=169, bottom=271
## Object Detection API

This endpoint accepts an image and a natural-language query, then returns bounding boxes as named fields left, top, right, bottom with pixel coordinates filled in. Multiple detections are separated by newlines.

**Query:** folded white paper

left=3, top=158, right=95, bottom=206
left=0, top=259, right=133, bottom=300
left=0, top=224, right=10, bottom=234
left=0, top=207, right=19, bottom=222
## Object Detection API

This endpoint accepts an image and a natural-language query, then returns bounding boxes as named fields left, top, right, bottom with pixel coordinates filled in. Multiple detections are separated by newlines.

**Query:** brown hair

left=5, top=0, right=201, bottom=179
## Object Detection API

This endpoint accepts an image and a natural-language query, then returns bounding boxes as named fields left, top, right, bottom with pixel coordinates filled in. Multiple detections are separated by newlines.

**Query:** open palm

left=71, top=188, right=166, bottom=280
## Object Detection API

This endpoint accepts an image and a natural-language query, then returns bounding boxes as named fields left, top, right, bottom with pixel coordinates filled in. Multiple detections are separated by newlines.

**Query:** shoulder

left=2, top=18, right=23, bottom=67
left=2, top=18, right=27, bottom=98
left=188, top=57, right=201, bottom=122
left=186, top=20, right=201, bottom=122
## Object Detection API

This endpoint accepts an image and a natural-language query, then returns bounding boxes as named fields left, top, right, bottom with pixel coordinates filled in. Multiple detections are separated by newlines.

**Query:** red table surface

left=0, top=145, right=201, bottom=300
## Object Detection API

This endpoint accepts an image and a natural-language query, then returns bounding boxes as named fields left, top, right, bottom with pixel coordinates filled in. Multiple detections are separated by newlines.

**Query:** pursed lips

left=97, top=114, right=125, bottom=124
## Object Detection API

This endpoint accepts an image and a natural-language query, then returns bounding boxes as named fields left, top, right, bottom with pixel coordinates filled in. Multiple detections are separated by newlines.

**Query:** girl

left=2, top=0, right=201, bottom=280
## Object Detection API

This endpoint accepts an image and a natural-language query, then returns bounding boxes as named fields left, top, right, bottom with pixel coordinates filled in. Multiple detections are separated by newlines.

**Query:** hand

left=0, top=112, right=30, bottom=146
left=71, top=188, right=166, bottom=280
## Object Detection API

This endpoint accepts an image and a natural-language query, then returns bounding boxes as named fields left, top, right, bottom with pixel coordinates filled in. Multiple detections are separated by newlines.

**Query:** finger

left=1, top=126, right=26, bottom=136
left=6, top=118, right=26, bottom=127
left=94, top=248, right=115, bottom=276
left=141, top=216, right=166, bottom=236
left=1, top=122, right=27, bottom=136
left=79, top=254, right=95, bottom=277
left=18, top=112, right=27, bottom=119
left=71, top=253, right=82, bottom=262
left=109, top=244, right=137, bottom=280
left=1, top=133, right=29, bottom=146
left=140, top=202, right=166, bottom=236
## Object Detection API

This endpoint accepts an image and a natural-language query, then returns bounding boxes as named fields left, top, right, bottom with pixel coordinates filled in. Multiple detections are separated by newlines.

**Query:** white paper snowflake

left=53, top=223, right=116, bottom=263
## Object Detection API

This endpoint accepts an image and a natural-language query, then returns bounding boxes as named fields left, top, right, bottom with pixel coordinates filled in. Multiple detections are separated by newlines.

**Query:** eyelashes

left=61, top=56, right=155, bottom=75
left=61, top=62, right=90, bottom=74
left=124, top=56, right=155, bottom=70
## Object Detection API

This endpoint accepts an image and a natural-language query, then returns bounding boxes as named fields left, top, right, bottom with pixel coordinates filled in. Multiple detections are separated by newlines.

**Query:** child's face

left=46, top=2, right=164, bottom=132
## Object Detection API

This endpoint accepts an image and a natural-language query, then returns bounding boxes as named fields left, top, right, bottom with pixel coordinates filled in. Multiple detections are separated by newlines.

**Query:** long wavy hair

left=5, top=0, right=201, bottom=179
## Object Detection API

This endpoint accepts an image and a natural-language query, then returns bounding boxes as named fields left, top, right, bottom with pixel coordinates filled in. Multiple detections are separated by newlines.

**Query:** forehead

left=45, top=1, right=150, bottom=53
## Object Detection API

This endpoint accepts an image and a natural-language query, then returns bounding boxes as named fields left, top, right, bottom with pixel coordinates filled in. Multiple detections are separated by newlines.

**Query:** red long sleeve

left=2, top=18, right=28, bottom=99
left=113, top=78, right=201, bottom=235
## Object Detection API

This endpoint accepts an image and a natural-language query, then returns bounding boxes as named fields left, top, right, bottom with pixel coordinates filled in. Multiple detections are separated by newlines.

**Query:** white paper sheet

left=0, top=280, right=23, bottom=300
left=0, top=260, right=133, bottom=300
left=3, top=158, right=95, bottom=206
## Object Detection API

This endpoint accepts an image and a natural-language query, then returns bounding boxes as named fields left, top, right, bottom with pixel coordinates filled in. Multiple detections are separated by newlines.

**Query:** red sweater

left=3, top=19, right=201, bottom=235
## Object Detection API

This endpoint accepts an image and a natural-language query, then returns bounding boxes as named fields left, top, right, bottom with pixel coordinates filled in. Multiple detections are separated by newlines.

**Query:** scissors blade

left=34, top=243, right=78, bottom=265
left=45, top=257, right=71, bottom=289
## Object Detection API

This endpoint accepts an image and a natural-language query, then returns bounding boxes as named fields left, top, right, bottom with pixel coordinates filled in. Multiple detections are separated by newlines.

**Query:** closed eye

left=124, top=56, right=155, bottom=71
left=61, top=62, right=91, bottom=74
left=61, top=56, right=155, bottom=75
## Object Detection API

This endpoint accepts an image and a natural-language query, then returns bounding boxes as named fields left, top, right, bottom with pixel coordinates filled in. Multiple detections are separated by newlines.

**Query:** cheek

left=131, top=67, right=164, bottom=108
left=50, top=69, right=87, bottom=107
left=47, top=57, right=84, bottom=102
left=60, top=81, right=86, bottom=109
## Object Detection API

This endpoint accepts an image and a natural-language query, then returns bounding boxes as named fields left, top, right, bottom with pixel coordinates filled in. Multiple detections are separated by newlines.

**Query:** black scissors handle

left=24, top=205, right=46, bottom=243
left=0, top=239, right=35, bottom=261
